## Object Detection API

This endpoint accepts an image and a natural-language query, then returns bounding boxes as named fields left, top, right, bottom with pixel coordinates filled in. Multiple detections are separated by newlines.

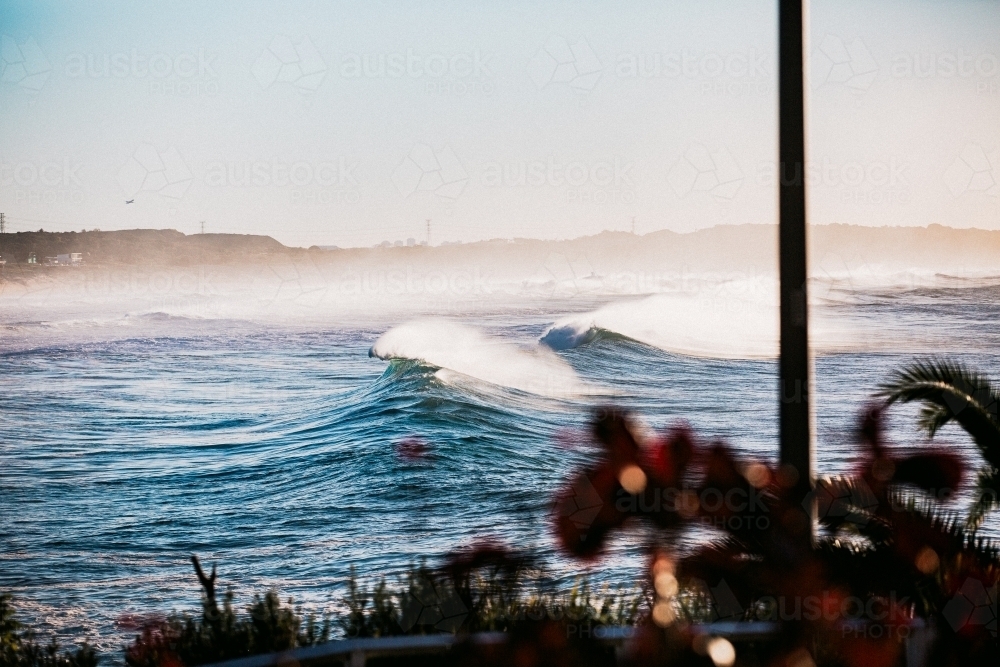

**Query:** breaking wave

left=541, top=287, right=780, bottom=359
left=370, top=319, right=590, bottom=398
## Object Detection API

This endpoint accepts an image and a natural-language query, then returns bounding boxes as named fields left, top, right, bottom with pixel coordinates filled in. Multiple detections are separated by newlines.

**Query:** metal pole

left=778, top=0, right=812, bottom=501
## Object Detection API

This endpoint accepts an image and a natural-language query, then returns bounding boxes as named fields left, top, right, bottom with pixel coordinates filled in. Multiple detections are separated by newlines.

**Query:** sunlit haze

left=3, top=3, right=1000, bottom=662
left=1, top=0, right=997, bottom=247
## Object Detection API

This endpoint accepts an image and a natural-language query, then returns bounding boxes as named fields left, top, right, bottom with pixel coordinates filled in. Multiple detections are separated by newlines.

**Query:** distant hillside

left=2, top=224, right=1000, bottom=278
left=320, top=223, right=1000, bottom=279
left=0, top=229, right=295, bottom=266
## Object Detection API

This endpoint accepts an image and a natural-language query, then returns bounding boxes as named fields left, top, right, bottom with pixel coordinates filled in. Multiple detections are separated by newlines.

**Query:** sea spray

left=370, top=318, right=590, bottom=398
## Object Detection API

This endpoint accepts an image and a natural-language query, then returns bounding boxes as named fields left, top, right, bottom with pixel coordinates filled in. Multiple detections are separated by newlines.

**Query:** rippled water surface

left=3, top=287, right=1000, bottom=658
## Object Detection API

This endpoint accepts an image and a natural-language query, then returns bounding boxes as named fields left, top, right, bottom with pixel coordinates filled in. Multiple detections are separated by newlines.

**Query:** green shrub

left=338, top=552, right=646, bottom=639
left=0, top=594, right=96, bottom=667
left=124, top=557, right=329, bottom=667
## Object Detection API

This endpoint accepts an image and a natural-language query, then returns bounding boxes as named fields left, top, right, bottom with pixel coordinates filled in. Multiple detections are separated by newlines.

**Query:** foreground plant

left=119, top=550, right=644, bottom=667
left=0, top=594, right=96, bottom=667
left=124, top=557, right=329, bottom=667
left=339, top=545, right=644, bottom=639
left=879, top=359, right=1000, bottom=530
left=551, top=405, right=999, bottom=666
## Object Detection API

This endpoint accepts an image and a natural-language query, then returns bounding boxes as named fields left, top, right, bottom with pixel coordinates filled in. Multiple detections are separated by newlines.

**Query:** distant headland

left=0, top=229, right=298, bottom=267
left=2, top=224, right=1000, bottom=278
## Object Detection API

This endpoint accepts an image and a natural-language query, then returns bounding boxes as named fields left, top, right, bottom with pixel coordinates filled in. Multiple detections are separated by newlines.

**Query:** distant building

left=27, top=252, right=37, bottom=264
left=406, top=237, right=416, bottom=247
left=46, top=253, right=83, bottom=266
left=393, top=240, right=403, bottom=247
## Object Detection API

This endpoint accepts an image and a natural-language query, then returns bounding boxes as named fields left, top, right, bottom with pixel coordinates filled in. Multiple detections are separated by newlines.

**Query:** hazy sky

left=1, top=0, right=997, bottom=247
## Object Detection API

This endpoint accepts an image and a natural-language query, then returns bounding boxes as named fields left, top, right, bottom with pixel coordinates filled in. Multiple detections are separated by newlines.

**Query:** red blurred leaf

left=893, top=452, right=963, bottom=493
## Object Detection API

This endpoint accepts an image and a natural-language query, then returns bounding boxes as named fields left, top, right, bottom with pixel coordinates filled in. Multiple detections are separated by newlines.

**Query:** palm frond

left=878, top=359, right=1000, bottom=470
left=916, top=402, right=952, bottom=436
left=811, top=476, right=880, bottom=534
left=968, top=468, right=1000, bottom=532
left=885, top=489, right=1000, bottom=564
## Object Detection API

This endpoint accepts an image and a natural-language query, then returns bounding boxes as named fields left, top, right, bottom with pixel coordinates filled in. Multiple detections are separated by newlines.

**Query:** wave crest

left=540, top=286, right=779, bottom=358
left=370, top=319, right=588, bottom=397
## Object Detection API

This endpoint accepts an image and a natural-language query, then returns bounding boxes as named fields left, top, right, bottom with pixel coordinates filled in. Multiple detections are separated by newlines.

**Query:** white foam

left=541, top=281, right=781, bottom=358
left=370, top=319, right=589, bottom=398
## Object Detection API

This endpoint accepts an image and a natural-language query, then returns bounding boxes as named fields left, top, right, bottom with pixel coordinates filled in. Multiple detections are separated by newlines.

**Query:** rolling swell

left=539, top=323, right=636, bottom=351
left=539, top=290, right=779, bottom=359
left=5, top=288, right=1000, bottom=658
left=0, top=325, right=603, bottom=656
left=369, top=318, right=590, bottom=398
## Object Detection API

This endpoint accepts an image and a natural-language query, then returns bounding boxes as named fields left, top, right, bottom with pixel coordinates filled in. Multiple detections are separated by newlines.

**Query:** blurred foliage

left=550, top=398, right=999, bottom=666
left=123, top=554, right=645, bottom=666
left=0, top=594, right=96, bottom=667
left=880, top=358, right=1000, bottom=530
left=124, top=557, right=329, bottom=667
left=339, top=551, right=645, bottom=638
left=10, top=360, right=1000, bottom=666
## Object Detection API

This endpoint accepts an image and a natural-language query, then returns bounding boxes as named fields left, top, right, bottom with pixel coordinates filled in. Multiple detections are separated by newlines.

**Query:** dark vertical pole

left=778, top=0, right=812, bottom=501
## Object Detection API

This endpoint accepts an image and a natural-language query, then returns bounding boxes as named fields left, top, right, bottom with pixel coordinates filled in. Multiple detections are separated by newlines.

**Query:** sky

left=0, top=0, right=997, bottom=248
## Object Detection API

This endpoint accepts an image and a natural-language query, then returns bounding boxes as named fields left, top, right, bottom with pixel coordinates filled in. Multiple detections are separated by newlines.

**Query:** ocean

left=2, top=266, right=1000, bottom=657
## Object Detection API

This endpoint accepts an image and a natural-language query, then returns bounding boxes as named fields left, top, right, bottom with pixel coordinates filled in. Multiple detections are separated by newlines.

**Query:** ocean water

left=3, top=278, right=1000, bottom=658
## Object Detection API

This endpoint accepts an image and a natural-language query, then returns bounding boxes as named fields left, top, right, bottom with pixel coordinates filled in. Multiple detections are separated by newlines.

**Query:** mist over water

left=3, top=240, right=1000, bottom=656
left=1, top=0, right=998, bottom=661
left=370, top=319, right=593, bottom=398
